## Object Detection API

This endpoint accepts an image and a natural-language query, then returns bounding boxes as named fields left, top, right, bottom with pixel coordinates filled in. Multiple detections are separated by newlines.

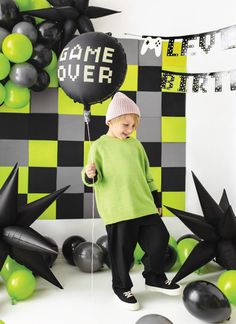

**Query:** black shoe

left=145, top=279, right=182, bottom=296
left=113, top=288, right=140, bottom=310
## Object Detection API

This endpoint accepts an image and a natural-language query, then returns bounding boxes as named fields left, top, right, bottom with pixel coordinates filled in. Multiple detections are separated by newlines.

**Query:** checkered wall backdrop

left=0, top=39, right=186, bottom=219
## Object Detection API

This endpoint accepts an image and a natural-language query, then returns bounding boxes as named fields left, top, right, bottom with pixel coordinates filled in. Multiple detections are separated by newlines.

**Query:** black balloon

left=73, top=242, right=104, bottom=272
left=183, top=280, right=231, bottom=323
left=58, top=32, right=127, bottom=106
left=62, top=235, right=86, bottom=265
left=10, top=63, right=38, bottom=87
left=22, top=15, right=36, bottom=25
left=37, top=21, right=62, bottom=47
left=30, top=69, right=50, bottom=92
left=164, top=245, right=177, bottom=272
left=43, top=236, right=58, bottom=267
left=0, top=0, right=20, bottom=31
left=135, top=314, right=173, bottom=324
left=29, top=43, right=52, bottom=69
left=12, top=21, right=38, bottom=44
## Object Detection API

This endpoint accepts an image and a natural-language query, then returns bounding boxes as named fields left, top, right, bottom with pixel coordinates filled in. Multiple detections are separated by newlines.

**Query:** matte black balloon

left=0, top=0, right=20, bottom=30
left=0, top=26, right=9, bottom=49
left=58, top=32, right=127, bottom=105
left=12, top=21, right=38, bottom=44
left=164, top=245, right=177, bottom=272
left=30, top=69, right=50, bottom=92
left=29, top=43, right=52, bottom=69
left=37, top=21, right=62, bottom=47
left=177, top=234, right=201, bottom=244
left=73, top=242, right=104, bottom=272
left=135, top=314, right=173, bottom=324
left=183, top=281, right=231, bottom=323
left=62, top=235, right=86, bottom=265
left=42, top=236, right=58, bottom=267
left=10, top=63, right=38, bottom=87
left=77, top=15, right=94, bottom=34
left=47, top=0, right=73, bottom=6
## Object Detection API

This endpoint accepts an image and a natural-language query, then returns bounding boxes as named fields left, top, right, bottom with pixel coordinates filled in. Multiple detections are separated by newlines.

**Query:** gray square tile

left=162, top=143, right=186, bottom=167
left=138, top=40, right=162, bottom=66
left=58, top=115, right=85, bottom=141
left=57, top=167, right=84, bottom=193
left=0, top=140, right=28, bottom=165
left=83, top=193, right=100, bottom=219
left=30, top=88, right=58, bottom=113
left=119, top=38, right=139, bottom=64
left=136, top=117, right=161, bottom=142
left=137, top=91, right=162, bottom=117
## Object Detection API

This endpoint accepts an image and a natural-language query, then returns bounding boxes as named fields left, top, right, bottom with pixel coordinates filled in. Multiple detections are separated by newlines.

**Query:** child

left=81, top=92, right=181, bottom=311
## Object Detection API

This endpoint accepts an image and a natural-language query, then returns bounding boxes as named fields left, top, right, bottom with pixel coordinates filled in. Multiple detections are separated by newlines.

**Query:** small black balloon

left=62, top=235, right=86, bottom=265
left=29, top=43, right=53, bottom=69
left=135, top=314, right=173, bottom=324
left=0, top=0, right=20, bottom=31
left=73, top=242, right=104, bottom=272
left=37, top=21, right=62, bottom=47
left=58, top=32, right=127, bottom=105
left=183, top=280, right=231, bottom=323
left=30, top=70, right=50, bottom=92
left=164, top=245, right=177, bottom=272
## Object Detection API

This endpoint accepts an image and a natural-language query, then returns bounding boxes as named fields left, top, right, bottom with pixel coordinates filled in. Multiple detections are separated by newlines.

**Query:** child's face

left=108, top=114, right=137, bottom=139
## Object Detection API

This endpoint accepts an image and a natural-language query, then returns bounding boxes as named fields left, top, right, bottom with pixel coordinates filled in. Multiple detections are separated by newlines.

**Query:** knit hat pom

left=106, top=92, right=141, bottom=125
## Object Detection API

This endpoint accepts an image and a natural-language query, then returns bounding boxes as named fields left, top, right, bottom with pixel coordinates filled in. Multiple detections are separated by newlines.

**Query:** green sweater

left=81, top=135, right=158, bottom=225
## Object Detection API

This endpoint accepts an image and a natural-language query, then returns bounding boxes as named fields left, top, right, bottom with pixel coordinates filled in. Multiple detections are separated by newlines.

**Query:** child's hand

left=85, top=163, right=97, bottom=179
left=157, top=208, right=162, bottom=217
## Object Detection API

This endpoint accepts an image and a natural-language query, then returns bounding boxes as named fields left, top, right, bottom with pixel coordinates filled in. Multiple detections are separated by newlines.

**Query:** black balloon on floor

left=135, top=314, right=173, bottom=324
left=73, top=242, right=104, bottom=272
left=183, top=280, right=231, bottom=323
left=62, top=235, right=86, bottom=265
left=164, top=245, right=177, bottom=272
left=43, top=236, right=58, bottom=267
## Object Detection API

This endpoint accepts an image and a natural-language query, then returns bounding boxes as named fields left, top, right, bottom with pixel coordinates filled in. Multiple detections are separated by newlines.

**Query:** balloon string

left=85, top=118, right=95, bottom=298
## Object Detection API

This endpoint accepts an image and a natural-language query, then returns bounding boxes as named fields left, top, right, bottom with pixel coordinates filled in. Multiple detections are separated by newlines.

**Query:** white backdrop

left=33, top=0, right=236, bottom=246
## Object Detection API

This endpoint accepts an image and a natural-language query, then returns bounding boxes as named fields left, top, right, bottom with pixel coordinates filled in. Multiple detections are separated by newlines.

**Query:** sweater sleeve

left=81, top=143, right=102, bottom=187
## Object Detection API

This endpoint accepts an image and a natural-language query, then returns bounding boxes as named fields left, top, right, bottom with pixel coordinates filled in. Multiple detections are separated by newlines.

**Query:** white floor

left=0, top=255, right=235, bottom=324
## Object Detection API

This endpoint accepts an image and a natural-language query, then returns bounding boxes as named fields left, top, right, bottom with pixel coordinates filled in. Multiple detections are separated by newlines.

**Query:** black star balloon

left=0, top=164, right=70, bottom=289
left=22, top=0, right=120, bottom=52
left=165, top=171, right=236, bottom=284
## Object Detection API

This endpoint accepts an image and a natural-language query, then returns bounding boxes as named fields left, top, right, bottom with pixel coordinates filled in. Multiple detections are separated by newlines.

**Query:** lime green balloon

left=177, top=238, right=198, bottom=265
left=0, top=320, right=5, bottom=324
left=4, top=80, right=30, bottom=109
left=2, top=34, right=33, bottom=63
left=44, top=50, right=57, bottom=73
left=0, top=256, right=27, bottom=281
left=168, top=236, right=178, bottom=251
left=14, top=0, right=32, bottom=11
left=217, top=270, right=236, bottom=305
left=134, top=243, right=144, bottom=264
left=0, top=83, right=6, bottom=105
left=7, top=269, right=36, bottom=304
left=0, top=53, right=10, bottom=80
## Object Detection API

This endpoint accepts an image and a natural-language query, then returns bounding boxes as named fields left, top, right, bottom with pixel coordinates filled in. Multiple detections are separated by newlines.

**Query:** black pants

left=106, top=214, right=169, bottom=291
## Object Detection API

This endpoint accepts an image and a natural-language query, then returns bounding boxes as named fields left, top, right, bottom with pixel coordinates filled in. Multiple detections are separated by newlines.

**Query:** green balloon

left=0, top=83, right=6, bottom=105
left=0, top=256, right=26, bottom=281
left=217, top=270, right=236, bottom=305
left=7, top=269, right=36, bottom=304
left=4, top=80, right=30, bottom=108
left=177, top=238, right=198, bottom=265
left=134, top=243, right=144, bottom=264
left=44, top=50, right=57, bottom=73
left=0, top=53, right=10, bottom=80
left=14, top=0, right=32, bottom=11
left=168, top=235, right=178, bottom=251
left=0, top=321, right=5, bottom=324
left=2, top=33, right=33, bottom=63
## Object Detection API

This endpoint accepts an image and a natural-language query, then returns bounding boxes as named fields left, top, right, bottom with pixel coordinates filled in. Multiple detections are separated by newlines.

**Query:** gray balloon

left=135, top=314, right=173, bottom=324
left=0, top=26, right=9, bottom=50
left=73, top=242, right=104, bottom=273
left=12, top=21, right=38, bottom=44
left=10, top=63, right=38, bottom=87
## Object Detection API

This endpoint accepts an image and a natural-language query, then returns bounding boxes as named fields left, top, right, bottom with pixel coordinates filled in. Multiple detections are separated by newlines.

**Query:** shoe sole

left=145, top=284, right=182, bottom=296
left=113, top=294, right=140, bottom=311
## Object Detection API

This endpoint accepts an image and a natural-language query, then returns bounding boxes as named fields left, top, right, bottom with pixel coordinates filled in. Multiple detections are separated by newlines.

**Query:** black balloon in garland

left=0, top=164, right=70, bottom=288
left=165, top=171, right=236, bottom=284
left=22, top=0, right=120, bottom=52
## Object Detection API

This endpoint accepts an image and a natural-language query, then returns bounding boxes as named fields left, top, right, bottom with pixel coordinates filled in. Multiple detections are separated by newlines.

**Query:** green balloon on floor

left=7, top=269, right=36, bottom=304
left=217, top=270, right=236, bottom=305
left=0, top=256, right=26, bottom=281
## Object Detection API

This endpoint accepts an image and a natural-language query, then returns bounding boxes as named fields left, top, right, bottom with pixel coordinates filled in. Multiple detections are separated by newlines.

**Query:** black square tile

left=142, top=142, right=161, bottom=166
left=56, top=193, right=84, bottom=219
left=120, top=91, right=137, bottom=102
left=162, top=167, right=186, bottom=191
left=162, top=92, right=186, bottom=116
left=58, top=141, right=84, bottom=166
left=29, top=114, right=58, bottom=140
left=84, top=116, right=107, bottom=141
left=0, top=113, right=29, bottom=139
left=138, top=66, right=162, bottom=91
left=28, top=167, right=57, bottom=193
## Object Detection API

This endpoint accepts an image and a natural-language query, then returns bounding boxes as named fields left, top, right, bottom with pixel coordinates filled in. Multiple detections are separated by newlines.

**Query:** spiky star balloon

left=0, top=164, right=69, bottom=288
left=165, top=171, right=236, bottom=284
left=23, top=0, right=120, bottom=51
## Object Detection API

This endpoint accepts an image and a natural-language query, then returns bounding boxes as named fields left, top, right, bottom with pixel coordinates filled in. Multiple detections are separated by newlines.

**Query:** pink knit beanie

left=106, top=92, right=141, bottom=125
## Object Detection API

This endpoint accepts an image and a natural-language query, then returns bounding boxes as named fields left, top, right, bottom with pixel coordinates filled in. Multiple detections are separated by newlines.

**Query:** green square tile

left=120, top=65, right=138, bottom=91
left=162, top=41, right=187, bottom=72
left=0, top=102, right=30, bottom=114
left=84, top=141, right=93, bottom=166
left=162, top=191, right=185, bottom=216
left=29, top=140, right=58, bottom=167
left=150, top=167, right=162, bottom=191
left=162, top=117, right=186, bottom=142
left=48, top=69, right=59, bottom=88
left=0, top=166, right=28, bottom=193
left=0, top=166, right=13, bottom=189
left=58, top=88, right=83, bottom=115
left=27, top=193, right=56, bottom=220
